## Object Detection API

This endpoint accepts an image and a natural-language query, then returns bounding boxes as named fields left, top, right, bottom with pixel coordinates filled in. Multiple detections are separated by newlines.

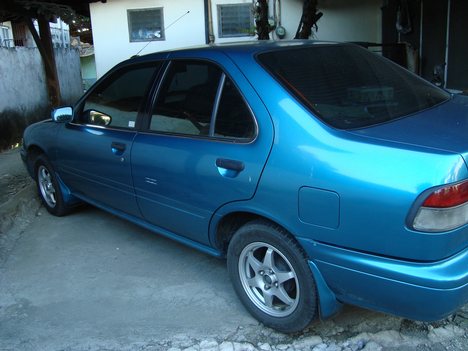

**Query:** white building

left=90, top=0, right=382, bottom=77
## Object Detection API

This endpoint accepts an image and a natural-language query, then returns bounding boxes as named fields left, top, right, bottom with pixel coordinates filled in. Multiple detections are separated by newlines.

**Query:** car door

left=56, top=62, right=161, bottom=216
left=131, top=55, right=273, bottom=244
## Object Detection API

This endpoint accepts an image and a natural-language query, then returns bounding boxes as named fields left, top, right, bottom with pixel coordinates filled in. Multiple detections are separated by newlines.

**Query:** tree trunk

left=25, top=15, right=62, bottom=107
left=255, top=0, right=270, bottom=40
left=295, top=0, right=323, bottom=39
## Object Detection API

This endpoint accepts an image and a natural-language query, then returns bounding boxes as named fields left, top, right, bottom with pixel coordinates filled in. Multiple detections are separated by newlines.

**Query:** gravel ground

left=0, top=148, right=467, bottom=351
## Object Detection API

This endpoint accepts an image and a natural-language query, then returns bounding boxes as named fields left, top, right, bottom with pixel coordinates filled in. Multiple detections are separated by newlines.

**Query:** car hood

left=349, top=94, right=468, bottom=164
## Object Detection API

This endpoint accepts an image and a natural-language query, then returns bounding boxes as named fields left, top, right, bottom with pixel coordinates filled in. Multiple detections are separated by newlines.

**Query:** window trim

left=146, top=59, right=258, bottom=144
left=209, top=73, right=226, bottom=136
left=127, top=7, right=165, bottom=43
left=217, top=3, right=254, bottom=38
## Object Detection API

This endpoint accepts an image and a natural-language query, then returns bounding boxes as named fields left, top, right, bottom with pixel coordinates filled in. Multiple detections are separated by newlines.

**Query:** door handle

left=111, top=142, right=126, bottom=155
left=216, top=158, right=245, bottom=172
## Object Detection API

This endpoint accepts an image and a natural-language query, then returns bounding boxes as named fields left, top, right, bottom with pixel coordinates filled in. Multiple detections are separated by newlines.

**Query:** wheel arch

left=31, top=150, right=80, bottom=209
left=211, top=207, right=343, bottom=320
left=26, top=144, right=46, bottom=179
left=212, top=210, right=301, bottom=256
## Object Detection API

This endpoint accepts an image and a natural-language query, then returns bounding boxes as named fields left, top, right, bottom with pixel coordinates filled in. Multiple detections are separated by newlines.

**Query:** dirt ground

left=0, top=150, right=468, bottom=351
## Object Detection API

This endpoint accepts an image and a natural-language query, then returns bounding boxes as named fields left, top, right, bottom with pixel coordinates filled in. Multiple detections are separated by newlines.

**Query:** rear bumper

left=300, top=239, right=468, bottom=321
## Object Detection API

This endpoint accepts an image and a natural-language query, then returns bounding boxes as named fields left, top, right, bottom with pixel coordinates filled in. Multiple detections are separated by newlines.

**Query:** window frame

left=146, top=59, right=258, bottom=143
left=217, top=3, right=254, bottom=38
left=127, top=7, right=165, bottom=43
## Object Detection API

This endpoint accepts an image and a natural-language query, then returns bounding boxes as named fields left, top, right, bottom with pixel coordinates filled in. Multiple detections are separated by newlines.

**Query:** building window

left=0, top=25, right=11, bottom=47
left=217, top=3, right=254, bottom=38
left=127, top=8, right=164, bottom=42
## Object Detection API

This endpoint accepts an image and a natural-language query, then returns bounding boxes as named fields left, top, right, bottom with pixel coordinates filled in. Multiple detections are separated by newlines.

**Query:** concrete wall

left=81, top=55, right=98, bottom=91
left=0, top=46, right=82, bottom=149
left=0, top=46, right=82, bottom=114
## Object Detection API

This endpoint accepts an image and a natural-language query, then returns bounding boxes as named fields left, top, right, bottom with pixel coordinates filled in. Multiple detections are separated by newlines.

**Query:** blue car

left=21, top=41, right=468, bottom=333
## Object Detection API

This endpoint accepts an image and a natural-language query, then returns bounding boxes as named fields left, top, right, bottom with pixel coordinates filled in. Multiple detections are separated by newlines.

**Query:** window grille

left=217, top=3, right=254, bottom=38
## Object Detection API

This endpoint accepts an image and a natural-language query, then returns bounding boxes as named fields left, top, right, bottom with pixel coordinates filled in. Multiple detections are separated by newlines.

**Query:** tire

left=35, top=155, right=69, bottom=216
left=227, top=220, right=318, bottom=333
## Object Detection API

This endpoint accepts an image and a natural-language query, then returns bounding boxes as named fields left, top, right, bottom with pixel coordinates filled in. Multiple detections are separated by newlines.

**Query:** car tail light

left=413, top=180, right=468, bottom=232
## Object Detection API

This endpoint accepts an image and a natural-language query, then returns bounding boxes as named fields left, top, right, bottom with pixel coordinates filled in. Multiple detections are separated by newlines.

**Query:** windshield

left=258, top=44, right=450, bottom=129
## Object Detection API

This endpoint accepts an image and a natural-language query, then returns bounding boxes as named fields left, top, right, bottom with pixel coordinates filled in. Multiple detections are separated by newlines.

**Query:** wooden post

left=255, top=0, right=270, bottom=40
left=295, top=0, right=323, bottom=39
left=25, top=15, right=62, bottom=107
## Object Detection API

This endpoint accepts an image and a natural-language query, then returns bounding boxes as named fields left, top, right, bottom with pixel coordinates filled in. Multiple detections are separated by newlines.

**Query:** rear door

left=56, top=62, right=161, bottom=216
left=131, top=53, right=273, bottom=244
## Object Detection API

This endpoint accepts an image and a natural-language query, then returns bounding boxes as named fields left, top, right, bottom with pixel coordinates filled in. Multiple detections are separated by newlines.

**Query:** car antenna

left=133, top=10, right=190, bottom=57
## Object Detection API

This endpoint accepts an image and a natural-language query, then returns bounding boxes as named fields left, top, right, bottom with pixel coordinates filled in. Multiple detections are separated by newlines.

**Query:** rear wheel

left=227, top=220, right=318, bottom=333
left=35, top=155, right=69, bottom=216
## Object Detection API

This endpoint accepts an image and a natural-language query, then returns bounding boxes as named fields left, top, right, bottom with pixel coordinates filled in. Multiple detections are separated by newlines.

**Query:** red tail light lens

left=422, top=181, right=468, bottom=208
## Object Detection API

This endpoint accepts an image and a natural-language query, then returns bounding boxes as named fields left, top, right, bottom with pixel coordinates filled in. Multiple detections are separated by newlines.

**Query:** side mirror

left=84, top=109, right=112, bottom=126
left=51, top=106, right=73, bottom=123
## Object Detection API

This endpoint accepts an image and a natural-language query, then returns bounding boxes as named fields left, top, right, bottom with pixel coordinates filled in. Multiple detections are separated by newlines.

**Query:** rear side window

left=150, top=60, right=255, bottom=140
left=215, top=78, right=255, bottom=139
left=258, top=45, right=450, bottom=129
left=81, top=64, right=160, bottom=129
left=151, top=61, right=221, bottom=136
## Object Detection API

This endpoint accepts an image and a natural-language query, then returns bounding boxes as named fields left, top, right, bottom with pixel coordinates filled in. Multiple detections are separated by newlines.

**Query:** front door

left=57, top=62, right=161, bottom=216
left=131, top=57, right=273, bottom=244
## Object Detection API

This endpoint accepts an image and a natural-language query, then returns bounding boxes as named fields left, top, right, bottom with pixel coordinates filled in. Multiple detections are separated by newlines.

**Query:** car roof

left=134, top=40, right=340, bottom=61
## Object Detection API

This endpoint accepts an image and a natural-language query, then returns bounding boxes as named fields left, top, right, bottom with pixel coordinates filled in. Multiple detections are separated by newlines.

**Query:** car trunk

left=349, top=94, right=468, bottom=167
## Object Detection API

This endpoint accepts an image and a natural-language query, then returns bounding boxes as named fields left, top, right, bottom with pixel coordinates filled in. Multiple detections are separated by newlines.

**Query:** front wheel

left=227, top=220, right=318, bottom=333
left=35, top=155, right=69, bottom=216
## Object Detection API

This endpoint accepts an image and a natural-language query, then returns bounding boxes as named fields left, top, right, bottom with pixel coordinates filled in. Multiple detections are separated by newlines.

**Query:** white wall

left=314, top=0, right=382, bottom=43
left=90, top=0, right=206, bottom=77
left=269, top=0, right=382, bottom=42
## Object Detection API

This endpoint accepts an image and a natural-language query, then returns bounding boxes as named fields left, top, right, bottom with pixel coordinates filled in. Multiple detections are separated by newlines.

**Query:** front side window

left=151, top=60, right=255, bottom=140
left=217, top=3, right=254, bottom=38
left=81, top=64, right=160, bottom=129
left=258, top=45, right=450, bottom=129
left=128, top=8, right=164, bottom=42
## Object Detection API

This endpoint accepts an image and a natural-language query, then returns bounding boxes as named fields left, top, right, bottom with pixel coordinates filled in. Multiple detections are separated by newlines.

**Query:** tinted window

left=151, top=61, right=221, bottom=136
left=151, top=60, right=256, bottom=140
left=258, top=45, right=450, bottom=129
left=215, top=78, right=255, bottom=139
left=82, top=64, right=159, bottom=129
